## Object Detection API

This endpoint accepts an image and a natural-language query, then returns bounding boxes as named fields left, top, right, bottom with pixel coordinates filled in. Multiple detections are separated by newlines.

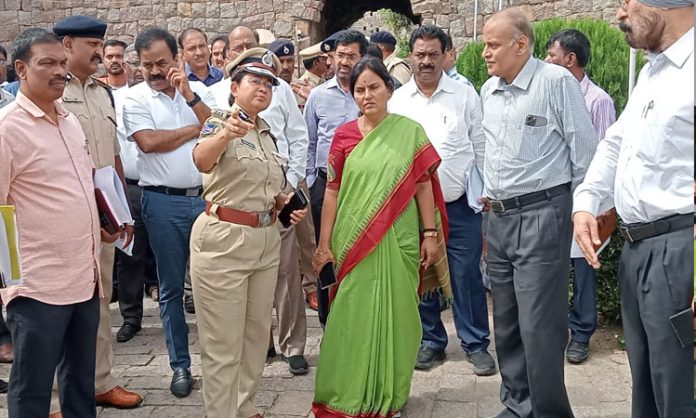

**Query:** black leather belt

left=125, top=178, right=139, bottom=186
left=620, top=213, right=693, bottom=243
left=143, top=185, right=203, bottom=197
left=490, top=183, right=570, bottom=213
left=317, top=168, right=327, bottom=180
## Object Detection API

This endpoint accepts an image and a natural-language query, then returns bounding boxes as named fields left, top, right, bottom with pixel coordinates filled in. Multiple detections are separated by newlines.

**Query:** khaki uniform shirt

left=384, top=53, right=412, bottom=86
left=296, top=71, right=325, bottom=108
left=62, top=75, right=119, bottom=170
left=197, top=109, right=286, bottom=213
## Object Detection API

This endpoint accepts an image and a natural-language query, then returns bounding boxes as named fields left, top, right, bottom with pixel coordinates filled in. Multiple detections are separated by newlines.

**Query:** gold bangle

left=315, top=249, right=331, bottom=256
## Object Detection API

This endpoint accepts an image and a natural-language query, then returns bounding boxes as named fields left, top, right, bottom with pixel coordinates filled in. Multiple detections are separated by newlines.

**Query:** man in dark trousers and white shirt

left=574, top=1, right=694, bottom=416
left=480, top=8, right=598, bottom=417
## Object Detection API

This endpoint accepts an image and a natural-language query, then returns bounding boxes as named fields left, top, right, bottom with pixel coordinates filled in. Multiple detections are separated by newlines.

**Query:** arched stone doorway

left=320, top=0, right=421, bottom=38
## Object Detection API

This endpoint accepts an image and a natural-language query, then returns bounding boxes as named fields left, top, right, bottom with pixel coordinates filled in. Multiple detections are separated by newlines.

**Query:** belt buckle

left=258, top=211, right=273, bottom=227
left=621, top=227, right=635, bottom=243
left=185, top=188, right=199, bottom=197
left=491, top=200, right=505, bottom=213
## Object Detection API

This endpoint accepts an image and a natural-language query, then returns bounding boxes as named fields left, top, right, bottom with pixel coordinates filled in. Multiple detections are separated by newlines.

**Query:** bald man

left=226, top=26, right=258, bottom=62
left=480, top=9, right=598, bottom=417
left=574, top=1, right=694, bottom=416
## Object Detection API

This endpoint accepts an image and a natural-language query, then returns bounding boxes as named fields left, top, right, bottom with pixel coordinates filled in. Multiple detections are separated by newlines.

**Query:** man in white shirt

left=123, top=27, right=215, bottom=398
left=209, top=26, right=313, bottom=375
left=389, top=25, right=494, bottom=376
left=573, top=1, right=694, bottom=416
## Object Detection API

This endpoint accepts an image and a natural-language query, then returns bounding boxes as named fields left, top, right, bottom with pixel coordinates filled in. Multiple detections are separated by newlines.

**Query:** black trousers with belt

left=309, top=172, right=330, bottom=326
left=6, top=293, right=99, bottom=418
left=619, top=226, right=693, bottom=418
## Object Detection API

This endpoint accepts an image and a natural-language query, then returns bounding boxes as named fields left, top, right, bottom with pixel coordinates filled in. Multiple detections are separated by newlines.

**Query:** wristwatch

left=423, top=229, right=438, bottom=238
left=186, top=92, right=202, bottom=108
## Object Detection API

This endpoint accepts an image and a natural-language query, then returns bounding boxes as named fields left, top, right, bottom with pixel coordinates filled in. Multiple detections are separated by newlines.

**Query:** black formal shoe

left=415, top=346, right=446, bottom=370
left=267, top=346, right=277, bottom=359
left=184, top=295, right=195, bottom=314
left=566, top=340, right=590, bottom=364
left=286, top=355, right=309, bottom=375
left=170, top=367, right=192, bottom=398
left=467, top=351, right=498, bottom=376
left=116, top=323, right=141, bottom=343
left=0, top=379, right=7, bottom=394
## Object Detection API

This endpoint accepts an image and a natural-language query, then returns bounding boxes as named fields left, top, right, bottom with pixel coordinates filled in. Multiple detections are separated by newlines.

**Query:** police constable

left=370, top=30, right=412, bottom=85
left=295, top=42, right=328, bottom=109
left=573, top=0, right=694, bottom=416
left=268, top=39, right=296, bottom=85
left=190, top=48, right=307, bottom=418
left=51, top=15, right=143, bottom=413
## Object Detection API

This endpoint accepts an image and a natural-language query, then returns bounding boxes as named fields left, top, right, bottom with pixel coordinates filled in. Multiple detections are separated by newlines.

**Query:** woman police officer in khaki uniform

left=190, top=48, right=307, bottom=418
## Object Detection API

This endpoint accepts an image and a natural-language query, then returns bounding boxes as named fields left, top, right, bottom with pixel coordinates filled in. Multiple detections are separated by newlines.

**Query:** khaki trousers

left=190, top=214, right=280, bottom=418
left=295, top=180, right=317, bottom=295
left=50, top=245, right=118, bottom=413
left=274, top=224, right=307, bottom=357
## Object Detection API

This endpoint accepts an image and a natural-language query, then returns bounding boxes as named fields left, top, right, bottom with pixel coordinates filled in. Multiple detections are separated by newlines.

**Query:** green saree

left=312, top=114, right=447, bottom=418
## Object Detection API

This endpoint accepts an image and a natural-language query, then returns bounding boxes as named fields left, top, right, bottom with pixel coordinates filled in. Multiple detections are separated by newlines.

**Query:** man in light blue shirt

left=444, top=34, right=473, bottom=88
left=304, top=29, right=366, bottom=324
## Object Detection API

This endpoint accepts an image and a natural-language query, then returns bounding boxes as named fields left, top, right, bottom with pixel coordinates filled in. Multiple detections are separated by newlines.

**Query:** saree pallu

left=312, top=115, right=447, bottom=418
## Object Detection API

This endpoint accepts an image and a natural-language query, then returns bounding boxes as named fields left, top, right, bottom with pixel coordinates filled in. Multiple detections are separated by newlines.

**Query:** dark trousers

left=310, top=174, right=329, bottom=326
left=419, top=194, right=490, bottom=353
left=0, top=309, right=11, bottom=345
left=569, top=258, right=597, bottom=343
left=117, top=182, right=158, bottom=327
left=619, top=227, right=693, bottom=418
left=142, top=190, right=205, bottom=370
left=487, top=189, right=574, bottom=418
left=7, top=294, right=99, bottom=418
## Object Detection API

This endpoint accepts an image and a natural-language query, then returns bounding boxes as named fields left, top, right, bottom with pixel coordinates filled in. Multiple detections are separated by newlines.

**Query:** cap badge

left=283, top=46, right=290, bottom=54
left=261, top=51, right=274, bottom=66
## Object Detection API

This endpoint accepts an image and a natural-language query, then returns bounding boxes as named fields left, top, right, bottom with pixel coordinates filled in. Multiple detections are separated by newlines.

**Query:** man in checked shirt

left=480, top=8, right=598, bottom=418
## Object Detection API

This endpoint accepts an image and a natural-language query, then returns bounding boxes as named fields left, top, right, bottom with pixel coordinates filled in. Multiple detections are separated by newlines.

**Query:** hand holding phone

left=278, top=189, right=309, bottom=228
left=319, top=262, right=337, bottom=290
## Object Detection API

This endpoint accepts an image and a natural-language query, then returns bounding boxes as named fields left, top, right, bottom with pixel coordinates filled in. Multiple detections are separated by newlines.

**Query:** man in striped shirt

left=545, top=29, right=617, bottom=365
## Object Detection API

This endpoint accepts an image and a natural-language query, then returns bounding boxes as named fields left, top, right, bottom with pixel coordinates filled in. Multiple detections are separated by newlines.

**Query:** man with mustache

left=573, top=1, right=694, bottom=416
left=0, top=27, right=101, bottom=418
left=209, top=35, right=228, bottom=70
left=179, top=28, right=223, bottom=87
left=480, top=8, right=598, bottom=417
left=51, top=15, right=142, bottom=414
left=389, top=25, right=494, bottom=376
left=209, top=25, right=313, bottom=375
left=304, top=29, right=366, bottom=325
left=123, top=26, right=215, bottom=398
left=99, top=39, right=128, bottom=90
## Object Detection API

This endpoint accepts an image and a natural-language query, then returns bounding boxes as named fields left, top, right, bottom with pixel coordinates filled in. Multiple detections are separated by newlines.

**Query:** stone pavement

left=0, top=297, right=632, bottom=417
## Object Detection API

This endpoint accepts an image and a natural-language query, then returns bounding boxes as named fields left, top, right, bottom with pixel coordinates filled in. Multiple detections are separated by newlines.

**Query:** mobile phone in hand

left=237, top=109, right=251, bottom=123
left=319, top=262, right=337, bottom=290
left=278, top=188, right=309, bottom=228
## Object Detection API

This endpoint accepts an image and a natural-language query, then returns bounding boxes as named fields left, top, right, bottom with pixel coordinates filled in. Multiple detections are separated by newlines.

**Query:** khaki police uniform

left=384, top=53, right=412, bottom=85
left=190, top=108, right=286, bottom=418
left=50, top=74, right=120, bottom=411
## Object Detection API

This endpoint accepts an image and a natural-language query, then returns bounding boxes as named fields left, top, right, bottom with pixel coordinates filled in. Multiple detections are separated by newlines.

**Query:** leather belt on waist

left=620, top=213, right=693, bottom=243
left=125, top=178, right=139, bottom=186
left=490, top=183, right=570, bottom=213
left=205, top=202, right=277, bottom=228
left=143, top=185, right=202, bottom=197
left=317, top=168, right=327, bottom=180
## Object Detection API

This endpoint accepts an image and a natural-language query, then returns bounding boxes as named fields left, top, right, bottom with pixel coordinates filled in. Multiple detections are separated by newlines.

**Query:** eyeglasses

left=335, top=52, right=360, bottom=62
left=246, top=76, right=274, bottom=90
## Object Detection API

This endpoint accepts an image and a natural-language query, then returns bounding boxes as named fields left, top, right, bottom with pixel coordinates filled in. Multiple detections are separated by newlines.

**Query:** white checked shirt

left=480, top=57, right=598, bottom=200
left=389, top=73, right=486, bottom=203
left=209, top=78, right=309, bottom=188
left=573, top=28, right=694, bottom=224
left=123, top=80, right=216, bottom=189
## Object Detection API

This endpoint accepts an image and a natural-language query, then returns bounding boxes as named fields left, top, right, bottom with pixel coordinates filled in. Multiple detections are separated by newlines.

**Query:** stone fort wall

left=0, top=0, right=618, bottom=54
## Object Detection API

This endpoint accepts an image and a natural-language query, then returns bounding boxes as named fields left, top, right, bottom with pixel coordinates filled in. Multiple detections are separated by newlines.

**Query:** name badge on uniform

left=240, top=139, right=256, bottom=150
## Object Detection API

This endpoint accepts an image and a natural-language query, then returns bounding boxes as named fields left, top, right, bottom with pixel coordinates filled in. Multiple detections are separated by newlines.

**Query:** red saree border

left=331, top=142, right=448, bottom=303
left=312, top=402, right=401, bottom=418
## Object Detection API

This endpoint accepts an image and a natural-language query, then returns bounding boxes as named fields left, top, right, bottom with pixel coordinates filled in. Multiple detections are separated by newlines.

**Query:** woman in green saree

left=311, top=56, right=450, bottom=418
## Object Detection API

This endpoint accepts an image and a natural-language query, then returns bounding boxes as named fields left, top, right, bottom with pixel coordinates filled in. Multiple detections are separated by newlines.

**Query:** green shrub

left=457, top=18, right=639, bottom=324
left=457, top=18, right=644, bottom=115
